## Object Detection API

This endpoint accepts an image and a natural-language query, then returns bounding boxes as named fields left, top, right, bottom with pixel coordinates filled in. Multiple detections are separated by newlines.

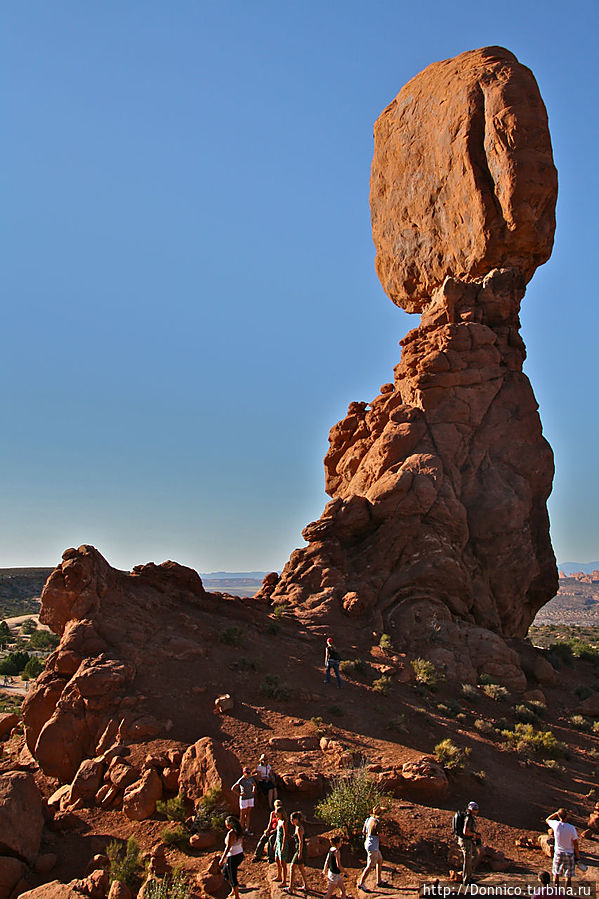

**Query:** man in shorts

left=458, top=801, right=482, bottom=885
left=232, top=766, right=257, bottom=834
left=545, top=808, right=580, bottom=889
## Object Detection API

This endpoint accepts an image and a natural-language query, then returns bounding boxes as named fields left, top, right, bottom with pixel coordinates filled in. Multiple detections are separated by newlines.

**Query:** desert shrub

left=461, top=683, right=479, bottom=702
left=474, top=718, right=497, bottom=738
left=143, top=870, right=192, bottom=899
left=456, top=712, right=468, bottom=723
left=259, top=674, right=293, bottom=701
left=481, top=684, right=509, bottom=702
left=544, top=759, right=567, bottom=775
left=192, top=788, right=226, bottom=833
left=230, top=656, right=257, bottom=671
left=386, top=714, right=407, bottom=734
left=472, top=769, right=487, bottom=783
left=219, top=626, right=243, bottom=647
left=107, top=837, right=142, bottom=887
left=23, top=657, right=44, bottom=679
left=593, top=721, right=599, bottom=735
left=328, top=704, right=344, bottom=717
left=574, top=684, right=594, bottom=701
left=310, top=716, right=325, bottom=733
left=478, top=673, right=499, bottom=686
left=588, top=747, right=599, bottom=761
left=21, top=618, right=37, bottom=634
left=372, top=675, right=392, bottom=695
left=0, top=694, right=22, bottom=714
left=434, top=739, right=471, bottom=771
left=436, top=699, right=461, bottom=718
left=526, top=699, right=547, bottom=717
left=272, top=603, right=288, bottom=620
left=379, top=634, right=393, bottom=653
left=515, top=704, right=540, bottom=724
left=568, top=715, right=592, bottom=733
left=340, top=658, right=368, bottom=676
left=315, top=767, right=389, bottom=839
left=411, top=658, right=443, bottom=691
left=161, top=825, right=190, bottom=851
left=501, top=723, right=567, bottom=760
left=156, top=794, right=186, bottom=823
left=548, top=642, right=574, bottom=668
left=0, top=651, right=30, bottom=675
left=559, top=638, right=599, bottom=665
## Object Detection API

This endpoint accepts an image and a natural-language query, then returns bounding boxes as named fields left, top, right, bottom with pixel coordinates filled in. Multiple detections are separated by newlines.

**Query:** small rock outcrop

left=0, top=771, right=44, bottom=863
left=259, top=47, right=558, bottom=687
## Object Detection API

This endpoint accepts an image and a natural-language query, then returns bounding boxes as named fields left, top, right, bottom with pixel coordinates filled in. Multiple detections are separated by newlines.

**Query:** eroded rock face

left=0, top=771, right=44, bottom=863
left=371, top=46, right=557, bottom=312
left=259, top=48, right=558, bottom=687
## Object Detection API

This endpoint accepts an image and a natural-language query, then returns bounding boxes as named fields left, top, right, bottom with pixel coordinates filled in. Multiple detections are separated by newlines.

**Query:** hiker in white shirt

left=545, top=808, right=580, bottom=889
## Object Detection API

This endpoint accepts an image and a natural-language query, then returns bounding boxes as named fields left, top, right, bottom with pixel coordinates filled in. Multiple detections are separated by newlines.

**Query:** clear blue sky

left=2, top=0, right=598, bottom=573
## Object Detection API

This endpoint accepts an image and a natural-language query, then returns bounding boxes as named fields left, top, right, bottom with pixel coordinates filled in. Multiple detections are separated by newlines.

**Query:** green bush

left=28, top=629, right=59, bottom=650
left=474, top=718, right=497, bottom=738
left=568, top=715, right=592, bottom=733
left=161, top=825, right=190, bottom=851
left=315, top=767, right=389, bottom=839
left=386, top=714, right=407, bottom=734
left=478, top=673, right=500, bottom=686
left=23, top=657, right=44, bottom=679
left=339, top=658, right=369, bottom=676
left=472, top=769, right=487, bottom=783
left=272, top=603, right=288, bottom=620
left=143, top=870, right=192, bottom=899
left=0, top=651, right=30, bottom=675
left=192, top=788, right=227, bottom=833
left=219, top=626, right=243, bottom=647
left=515, top=704, right=539, bottom=724
left=434, top=739, right=471, bottom=771
left=379, top=634, right=393, bottom=653
left=107, top=837, right=142, bottom=887
left=461, top=683, right=479, bottom=702
left=21, top=618, right=38, bottom=634
left=156, top=794, right=186, bottom=823
left=259, top=674, right=293, bottom=701
left=436, top=699, right=462, bottom=718
left=411, top=658, right=444, bottom=691
left=372, top=675, right=392, bottom=695
left=593, top=721, right=599, bottom=736
left=501, top=723, right=567, bottom=760
left=481, top=684, right=509, bottom=702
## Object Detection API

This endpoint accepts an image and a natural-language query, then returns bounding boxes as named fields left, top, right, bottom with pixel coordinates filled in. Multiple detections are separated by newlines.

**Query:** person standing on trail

left=323, top=834, right=348, bottom=899
left=324, top=636, right=342, bottom=688
left=357, top=806, right=388, bottom=891
left=457, top=800, right=482, bottom=885
left=545, top=808, right=580, bottom=890
left=288, top=810, right=308, bottom=894
left=253, top=798, right=284, bottom=862
left=219, top=816, right=244, bottom=899
left=232, top=766, right=256, bottom=834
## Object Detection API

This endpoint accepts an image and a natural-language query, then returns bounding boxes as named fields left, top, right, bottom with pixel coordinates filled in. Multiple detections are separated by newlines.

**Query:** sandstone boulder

left=400, top=756, right=448, bottom=798
left=578, top=693, right=599, bottom=717
left=107, top=883, right=131, bottom=899
left=122, top=768, right=162, bottom=821
left=370, top=46, right=557, bottom=312
left=179, top=737, right=241, bottom=813
left=0, top=857, right=23, bottom=899
left=268, top=736, right=319, bottom=751
left=69, top=757, right=105, bottom=806
left=0, top=771, right=44, bottom=862
left=19, top=870, right=109, bottom=899
left=0, top=714, right=19, bottom=740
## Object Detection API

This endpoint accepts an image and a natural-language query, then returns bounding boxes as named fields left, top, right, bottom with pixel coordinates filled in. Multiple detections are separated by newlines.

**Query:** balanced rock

left=371, top=46, right=557, bottom=312
left=259, top=48, right=558, bottom=686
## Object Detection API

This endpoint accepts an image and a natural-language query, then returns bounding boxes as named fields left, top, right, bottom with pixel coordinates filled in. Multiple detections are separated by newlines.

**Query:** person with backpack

left=452, top=800, right=481, bottom=885
left=324, top=636, right=342, bottom=688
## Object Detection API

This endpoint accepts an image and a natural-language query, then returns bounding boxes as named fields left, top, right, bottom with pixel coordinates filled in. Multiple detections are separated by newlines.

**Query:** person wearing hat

left=256, top=753, right=278, bottom=810
left=232, top=765, right=257, bottom=834
left=458, top=801, right=482, bottom=885
left=254, top=799, right=284, bottom=863
left=324, top=637, right=342, bottom=688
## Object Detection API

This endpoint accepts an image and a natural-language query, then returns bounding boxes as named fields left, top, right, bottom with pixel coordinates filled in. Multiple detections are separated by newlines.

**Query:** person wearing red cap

left=324, top=637, right=342, bottom=688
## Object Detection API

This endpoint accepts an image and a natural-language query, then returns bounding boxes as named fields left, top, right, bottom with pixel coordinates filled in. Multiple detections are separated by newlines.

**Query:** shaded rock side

left=259, top=47, right=558, bottom=688
left=371, top=46, right=557, bottom=312
left=21, top=546, right=218, bottom=782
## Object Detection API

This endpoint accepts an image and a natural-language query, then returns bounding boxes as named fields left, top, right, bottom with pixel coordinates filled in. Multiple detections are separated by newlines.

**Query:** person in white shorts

left=232, top=766, right=257, bottom=834
left=323, top=835, right=347, bottom=899
left=357, top=806, right=388, bottom=891
left=545, top=808, right=580, bottom=889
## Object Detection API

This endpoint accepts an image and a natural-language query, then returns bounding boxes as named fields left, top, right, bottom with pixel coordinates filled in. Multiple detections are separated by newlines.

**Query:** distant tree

left=23, top=657, right=44, bottom=679
left=0, top=651, right=30, bottom=675
left=29, top=630, right=59, bottom=651
left=21, top=618, right=38, bottom=634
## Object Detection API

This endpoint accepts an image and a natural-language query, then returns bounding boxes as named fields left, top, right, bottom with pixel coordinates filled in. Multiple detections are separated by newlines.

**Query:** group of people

left=455, top=802, right=584, bottom=891
left=219, top=764, right=388, bottom=899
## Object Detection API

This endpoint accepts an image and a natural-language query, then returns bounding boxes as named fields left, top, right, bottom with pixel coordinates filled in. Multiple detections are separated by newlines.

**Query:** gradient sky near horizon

left=2, top=0, right=598, bottom=573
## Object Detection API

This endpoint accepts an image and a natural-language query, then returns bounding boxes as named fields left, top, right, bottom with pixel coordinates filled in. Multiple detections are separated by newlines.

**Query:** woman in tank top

left=219, top=816, right=244, bottom=899
left=323, top=834, right=347, bottom=898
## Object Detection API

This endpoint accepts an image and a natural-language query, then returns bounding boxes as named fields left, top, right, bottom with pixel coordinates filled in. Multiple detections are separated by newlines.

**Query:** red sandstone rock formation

left=259, top=47, right=558, bottom=688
